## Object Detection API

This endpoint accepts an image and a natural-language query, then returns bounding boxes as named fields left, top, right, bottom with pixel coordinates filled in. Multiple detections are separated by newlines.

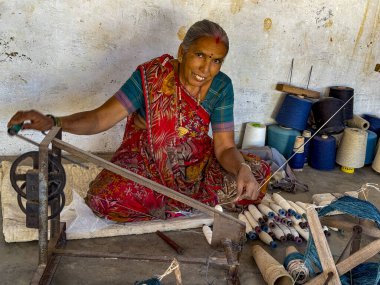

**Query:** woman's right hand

left=7, top=110, right=54, bottom=132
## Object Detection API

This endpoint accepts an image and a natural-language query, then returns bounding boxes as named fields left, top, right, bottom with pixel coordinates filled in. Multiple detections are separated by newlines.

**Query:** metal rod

left=307, top=65, right=313, bottom=89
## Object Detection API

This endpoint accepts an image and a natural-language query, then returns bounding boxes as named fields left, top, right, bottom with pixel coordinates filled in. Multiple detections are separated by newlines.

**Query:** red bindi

left=215, top=36, right=220, bottom=44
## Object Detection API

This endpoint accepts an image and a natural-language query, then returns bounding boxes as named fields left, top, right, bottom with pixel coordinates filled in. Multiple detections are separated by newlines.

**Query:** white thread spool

left=336, top=127, right=368, bottom=170
left=288, top=226, right=303, bottom=244
left=271, top=223, right=286, bottom=242
left=258, top=204, right=276, bottom=219
left=238, top=213, right=254, bottom=233
left=241, top=122, right=266, bottom=148
left=202, top=225, right=213, bottom=245
left=258, top=231, right=277, bottom=248
left=275, top=221, right=292, bottom=240
left=244, top=210, right=261, bottom=232
left=293, top=223, right=309, bottom=241
left=346, top=115, right=370, bottom=130
left=214, top=205, right=223, bottom=212
left=288, top=200, right=306, bottom=216
left=269, top=202, right=286, bottom=217
left=273, top=193, right=292, bottom=213
left=248, top=204, right=265, bottom=224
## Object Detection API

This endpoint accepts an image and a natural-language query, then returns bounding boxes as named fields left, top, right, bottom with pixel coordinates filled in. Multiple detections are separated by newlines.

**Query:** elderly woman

left=8, top=19, right=270, bottom=222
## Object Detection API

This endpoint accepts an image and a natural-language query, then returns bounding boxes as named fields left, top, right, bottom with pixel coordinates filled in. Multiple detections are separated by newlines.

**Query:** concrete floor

left=1, top=162, right=379, bottom=285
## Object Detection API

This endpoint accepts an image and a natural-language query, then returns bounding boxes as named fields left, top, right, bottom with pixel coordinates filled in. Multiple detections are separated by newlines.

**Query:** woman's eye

left=195, top=53, right=203, bottom=57
left=213, top=59, right=221, bottom=64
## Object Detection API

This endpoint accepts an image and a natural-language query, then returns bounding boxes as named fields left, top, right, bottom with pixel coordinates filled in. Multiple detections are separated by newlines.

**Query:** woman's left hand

left=235, top=164, right=260, bottom=201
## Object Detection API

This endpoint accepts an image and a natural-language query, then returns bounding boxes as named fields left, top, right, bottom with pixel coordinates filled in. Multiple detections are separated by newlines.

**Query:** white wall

left=1, top=0, right=379, bottom=155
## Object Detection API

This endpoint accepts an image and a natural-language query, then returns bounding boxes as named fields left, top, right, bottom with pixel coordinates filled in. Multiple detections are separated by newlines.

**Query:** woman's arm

left=213, top=131, right=260, bottom=201
left=7, top=96, right=128, bottom=135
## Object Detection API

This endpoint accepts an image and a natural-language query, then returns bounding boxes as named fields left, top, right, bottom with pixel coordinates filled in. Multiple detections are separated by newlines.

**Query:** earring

left=178, top=57, right=182, bottom=63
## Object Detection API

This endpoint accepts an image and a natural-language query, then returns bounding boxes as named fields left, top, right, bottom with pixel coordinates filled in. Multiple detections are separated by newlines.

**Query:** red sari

left=85, top=55, right=270, bottom=222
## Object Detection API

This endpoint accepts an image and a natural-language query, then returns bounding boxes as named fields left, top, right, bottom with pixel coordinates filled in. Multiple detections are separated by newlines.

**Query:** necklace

left=177, top=85, right=189, bottom=138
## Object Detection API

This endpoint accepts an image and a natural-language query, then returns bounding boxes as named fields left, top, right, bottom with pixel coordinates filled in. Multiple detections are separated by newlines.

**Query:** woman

left=8, top=19, right=270, bottom=222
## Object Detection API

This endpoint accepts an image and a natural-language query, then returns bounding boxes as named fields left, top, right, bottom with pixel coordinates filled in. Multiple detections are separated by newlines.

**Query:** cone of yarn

left=336, top=128, right=368, bottom=169
left=365, top=130, right=378, bottom=165
left=309, top=135, right=336, bottom=171
left=275, top=94, right=313, bottom=131
left=242, top=122, right=266, bottom=149
left=372, top=143, right=380, bottom=173
left=329, top=86, right=354, bottom=120
left=311, top=97, right=345, bottom=134
left=267, top=124, right=301, bottom=159
left=346, top=115, right=369, bottom=130
left=251, top=245, right=294, bottom=285
left=362, top=114, right=380, bottom=136
left=289, top=136, right=305, bottom=171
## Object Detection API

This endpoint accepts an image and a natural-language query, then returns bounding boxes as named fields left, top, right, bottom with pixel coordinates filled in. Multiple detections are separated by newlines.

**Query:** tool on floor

left=9, top=127, right=246, bottom=285
left=156, top=230, right=184, bottom=255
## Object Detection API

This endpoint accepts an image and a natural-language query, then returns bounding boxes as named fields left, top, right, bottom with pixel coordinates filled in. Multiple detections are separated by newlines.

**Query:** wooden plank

left=306, top=239, right=380, bottom=285
left=306, top=207, right=341, bottom=285
left=276, top=83, right=320, bottom=99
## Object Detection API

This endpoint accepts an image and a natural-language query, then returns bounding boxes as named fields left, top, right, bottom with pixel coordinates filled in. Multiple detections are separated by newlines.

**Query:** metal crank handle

left=8, top=125, right=89, bottom=169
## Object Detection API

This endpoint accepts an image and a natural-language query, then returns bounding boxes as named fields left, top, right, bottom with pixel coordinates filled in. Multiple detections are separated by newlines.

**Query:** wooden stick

left=276, top=83, right=320, bottom=99
left=156, top=230, right=184, bottom=255
left=306, top=207, right=341, bottom=284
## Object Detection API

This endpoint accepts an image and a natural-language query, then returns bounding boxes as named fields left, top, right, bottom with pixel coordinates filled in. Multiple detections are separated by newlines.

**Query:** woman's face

left=179, top=36, right=228, bottom=92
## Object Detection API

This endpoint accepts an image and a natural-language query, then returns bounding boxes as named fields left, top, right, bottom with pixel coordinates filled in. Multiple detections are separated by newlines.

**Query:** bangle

left=239, top=162, right=251, bottom=173
left=46, top=114, right=62, bottom=128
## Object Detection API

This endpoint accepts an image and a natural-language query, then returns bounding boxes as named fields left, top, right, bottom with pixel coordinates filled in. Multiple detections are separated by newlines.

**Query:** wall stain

left=231, top=0, right=244, bottom=15
left=363, top=0, right=380, bottom=74
left=177, top=26, right=187, bottom=41
left=0, top=37, right=31, bottom=62
left=352, top=0, right=370, bottom=57
left=324, top=19, right=333, bottom=28
left=315, top=6, right=333, bottom=28
left=263, top=18, right=272, bottom=31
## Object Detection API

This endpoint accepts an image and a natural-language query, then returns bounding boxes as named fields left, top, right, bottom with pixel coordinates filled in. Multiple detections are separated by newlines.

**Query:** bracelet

left=239, top=162, right=251, bottom=173
left=46, top=114, right=62, bottom=128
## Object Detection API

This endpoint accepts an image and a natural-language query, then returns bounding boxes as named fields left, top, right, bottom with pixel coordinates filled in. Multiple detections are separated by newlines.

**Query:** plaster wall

left=1, top=0, right=379, bottom=155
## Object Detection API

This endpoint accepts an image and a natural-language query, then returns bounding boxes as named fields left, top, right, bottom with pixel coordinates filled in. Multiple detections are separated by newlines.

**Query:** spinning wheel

left=10, top=151, right=66, bottom=219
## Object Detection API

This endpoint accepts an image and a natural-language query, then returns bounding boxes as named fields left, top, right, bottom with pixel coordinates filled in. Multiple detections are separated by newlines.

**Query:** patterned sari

left=85, top=55, right=270, bottom=222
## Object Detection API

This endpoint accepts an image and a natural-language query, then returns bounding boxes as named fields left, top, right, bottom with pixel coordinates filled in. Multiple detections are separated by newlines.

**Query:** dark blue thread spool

left=309, top=135, right=337, bottom=170
left=289, top=151, right=305, bottom=171
left=362, top=114, right=380, bottom=136
left=275, top=94, right=313, bottom=131
left=329, top=86, right=354, bottom=120
left=311, top=97, right=345, bottom=134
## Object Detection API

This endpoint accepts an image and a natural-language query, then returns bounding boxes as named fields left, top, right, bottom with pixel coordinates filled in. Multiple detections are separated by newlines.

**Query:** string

left=253, top=94, right=355, bottom=195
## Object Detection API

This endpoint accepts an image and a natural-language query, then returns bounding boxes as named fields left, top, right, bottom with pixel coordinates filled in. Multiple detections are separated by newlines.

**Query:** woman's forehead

left=188, top=37, right=228, bottom=58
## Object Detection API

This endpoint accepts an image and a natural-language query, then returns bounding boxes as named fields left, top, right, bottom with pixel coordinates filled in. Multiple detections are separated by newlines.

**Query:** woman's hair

left=181, top=19, right=229, bottom=53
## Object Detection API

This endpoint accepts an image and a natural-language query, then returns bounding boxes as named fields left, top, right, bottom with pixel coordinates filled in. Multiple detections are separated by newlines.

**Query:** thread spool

left=289, top=136, right=305, bottom=171
left=242, top=122, right=266, bottom=148
left=287, top=201, right=306, bottom=218
left=362, top=114, right=380, bottom=136
left=336, top=128, right=368, bottom=173
left=244, top=211, right=262, bottom=233
left=238, top=213, right=257, bottom=240
left=202, top=225, right=212, bottom=245
left=258, top=231, right=277, bottom=248
left=309, top=134, right=336, bottom=171
left=7, top=123, right=23, bottom=136
left=267, top=124, right=301, bottom=159
left=288, top=227, right=303, bottom=244
left=269, top=202, right=286, bottom=217
left=346, top=115, right=370, bottom=130
left=248, top=204, right=266, bottom=225
left=365, top=130, right=378, bottom=165
left=293, top=223, right=309, bottom=241
left=258, top=203, right=275, bottom=219
left=311, top=97, right=345, bottom=134
left=275, top=222, right=293, bottom=241
left=372, top=143, right=380, bottom=173
left=214, top=205, right=223, bottom=212
left=329, top=86, right=354, bottom=120
left=302, top=130, right=311, bottom=165
left=272, top=193, right=294, bottom=216
left=251, top=245, right=293, bottom=285
left=284, top=246, right=310, bottom=284
left=275, top=94, right=313, bottom=131
left=271, top=223, right=286, bottom=242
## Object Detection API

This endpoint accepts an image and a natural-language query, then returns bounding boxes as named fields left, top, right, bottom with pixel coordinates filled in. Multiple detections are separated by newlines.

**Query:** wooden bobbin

left=251, top=245, right=294, bottom=285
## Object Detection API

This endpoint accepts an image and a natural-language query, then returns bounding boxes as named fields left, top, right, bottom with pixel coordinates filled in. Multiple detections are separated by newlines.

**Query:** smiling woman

left=7, top=19, right=271, bottom=222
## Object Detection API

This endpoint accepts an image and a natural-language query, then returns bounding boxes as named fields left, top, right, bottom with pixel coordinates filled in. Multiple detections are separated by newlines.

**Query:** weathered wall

left=1, top=0, right=379, bottom=155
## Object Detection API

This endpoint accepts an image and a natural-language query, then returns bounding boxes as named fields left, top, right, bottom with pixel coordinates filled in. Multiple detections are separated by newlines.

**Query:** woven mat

left=0, top=161, right=212, bottom=243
